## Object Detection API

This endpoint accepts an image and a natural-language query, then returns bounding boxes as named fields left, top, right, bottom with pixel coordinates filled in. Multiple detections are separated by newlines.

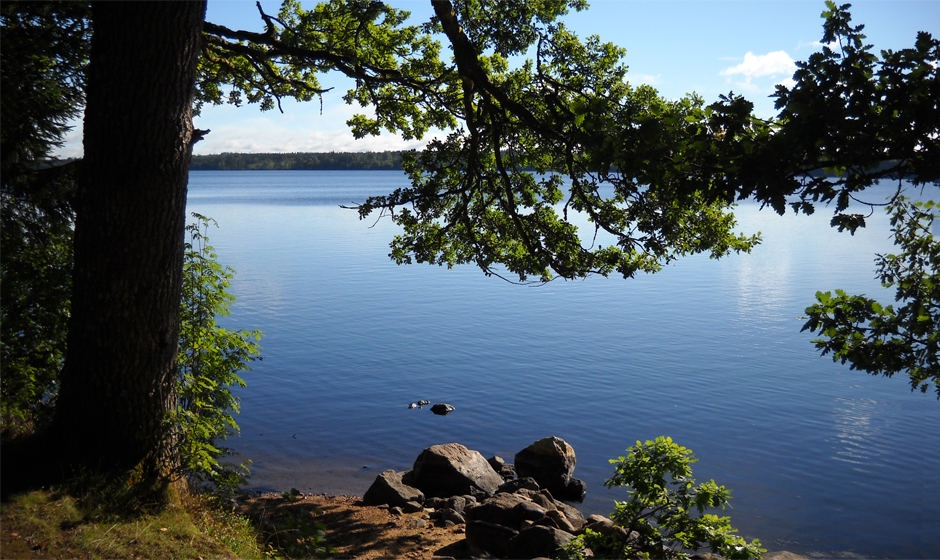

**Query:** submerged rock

left=430, top=403, right=455, bottom=415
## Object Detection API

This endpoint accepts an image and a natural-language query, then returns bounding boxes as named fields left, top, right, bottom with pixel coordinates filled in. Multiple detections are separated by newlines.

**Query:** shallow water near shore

left=187, top=170, right=939, bottom=559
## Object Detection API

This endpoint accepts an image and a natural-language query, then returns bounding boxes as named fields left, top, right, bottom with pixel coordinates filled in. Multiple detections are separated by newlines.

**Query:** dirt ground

left=241, top=492, right=470, bottom=559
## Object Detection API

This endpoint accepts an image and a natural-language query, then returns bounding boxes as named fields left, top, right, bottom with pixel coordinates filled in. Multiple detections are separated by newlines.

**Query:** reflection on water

left=188, top=171, right=940, bottom=559
left=832, top=397, right=885, bottom=466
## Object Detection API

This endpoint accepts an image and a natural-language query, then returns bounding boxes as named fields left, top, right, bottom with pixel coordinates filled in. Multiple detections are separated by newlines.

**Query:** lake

left=186, top=170, right=939, bottom=558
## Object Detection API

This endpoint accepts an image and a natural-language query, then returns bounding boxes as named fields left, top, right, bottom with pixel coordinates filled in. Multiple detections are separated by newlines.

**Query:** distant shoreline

left=190, top=150, right=405, bottom=171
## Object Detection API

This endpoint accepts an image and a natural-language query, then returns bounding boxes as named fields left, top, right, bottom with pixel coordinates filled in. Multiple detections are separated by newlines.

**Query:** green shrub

left=176, top=213, right=262, bottom=493
left=562, top=436, right=763, bottom=560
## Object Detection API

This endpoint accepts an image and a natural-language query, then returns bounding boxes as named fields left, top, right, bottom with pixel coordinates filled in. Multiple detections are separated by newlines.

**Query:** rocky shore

left=340, top=436, right=808, bottom=560
left=228, top=435, right=812, bottom=559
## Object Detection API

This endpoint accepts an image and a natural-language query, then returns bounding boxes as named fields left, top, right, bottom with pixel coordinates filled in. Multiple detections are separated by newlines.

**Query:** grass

left=0, top=488, right=269, bottom=560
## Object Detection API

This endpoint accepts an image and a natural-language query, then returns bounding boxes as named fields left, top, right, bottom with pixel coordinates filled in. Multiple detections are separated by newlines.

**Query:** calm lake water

left=187, top=170, right=938, bottom=558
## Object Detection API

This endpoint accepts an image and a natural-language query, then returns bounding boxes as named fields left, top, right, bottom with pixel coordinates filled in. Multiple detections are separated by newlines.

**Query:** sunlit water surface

left=187, top=170, right=938, bottom=558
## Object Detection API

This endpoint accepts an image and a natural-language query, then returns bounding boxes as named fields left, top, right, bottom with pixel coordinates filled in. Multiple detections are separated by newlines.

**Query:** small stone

left=438, top=507, right=466, bottom=525
left=425, top=497, right=447, bottom=509
left=497, top=477, right=540, bottom=494
left=407, top=517, right=429, bottom=529
left=446, top=496, right=467, bottom=513
left=402, top=500, right=424, bottom=513
left=389, top=506, right=404, bottom=516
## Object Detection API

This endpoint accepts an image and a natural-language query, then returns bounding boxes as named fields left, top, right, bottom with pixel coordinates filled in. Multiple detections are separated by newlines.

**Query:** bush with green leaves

left=562, top=437, right=763, bottom=560
left=176, top=213, right=262, bottom=493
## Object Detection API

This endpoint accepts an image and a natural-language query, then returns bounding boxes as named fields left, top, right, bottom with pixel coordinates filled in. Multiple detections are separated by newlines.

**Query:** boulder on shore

left=411, top=443, right=504, bottom=498
left=362, top=469, right=425, bottom=508
left=514, top=436, right=587, bottom=502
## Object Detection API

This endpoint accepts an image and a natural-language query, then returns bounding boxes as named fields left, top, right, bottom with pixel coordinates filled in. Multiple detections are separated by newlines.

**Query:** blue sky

left=56, top=0, right=939, bottom=157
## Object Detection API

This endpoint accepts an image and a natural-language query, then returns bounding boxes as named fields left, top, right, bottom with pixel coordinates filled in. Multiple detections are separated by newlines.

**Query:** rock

left=412, top=443, right=504, bottom=498
left=487, top=456, right=516, bottom=481
left=389, top=506, right=404, bottom=516
left=527, top=489, right=585, bottom=531
left=497, top=476, right=539, bottom=495
left=586, top=514, right=610, bottom=525
left=488, top=455, right=507, bottom=472
left=551, top=498, right=585, bottom=530
left=402, top=500, right=425, bottom=513
left=435, top=539, right=496, bottom=559
left=466, top=493, right=546, bottom=530
left=561, top=477, right=587, bottom=502
left=546, top=509, right=579, bottom=533
left=764, top=553, right=811, bottom=560
left=506, top=525, right=575, bottom=560
left=531, top=490, right=556, bottom=511
left=425, top=497, right=448, bottom=509
left=438, top=507, right=466, bottom=525
left=466, top=520, right=519, bottom=558
left=362, top=470, right=425, bottom=508
left=469, top=486, right=490, bottom=501
left=446, top=496, right=467, bottom=514
left=408, top=402, right=419, bottom=409
left=418, top=400, right=430, bottom=406
left=431, top=403, right=455, bottom=415
left=535, top=516, right=558, bottom=528
left=406, top=517, right=429, bottom=529
left=515, top=436, right=587, bottom=503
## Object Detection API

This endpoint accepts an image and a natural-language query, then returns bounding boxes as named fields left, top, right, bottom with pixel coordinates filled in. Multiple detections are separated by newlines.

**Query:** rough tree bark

left=50, top=1, right=207, bottom=489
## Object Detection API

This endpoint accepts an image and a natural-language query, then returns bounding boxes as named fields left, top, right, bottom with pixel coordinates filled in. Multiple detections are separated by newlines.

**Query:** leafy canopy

left=355, top=1, right=760, bottom=282
left=197, top=0, right=760, bottom=283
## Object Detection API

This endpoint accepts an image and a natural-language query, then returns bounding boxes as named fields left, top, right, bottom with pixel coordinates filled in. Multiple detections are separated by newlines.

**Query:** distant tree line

left=190, top=151, right=405, bottom=170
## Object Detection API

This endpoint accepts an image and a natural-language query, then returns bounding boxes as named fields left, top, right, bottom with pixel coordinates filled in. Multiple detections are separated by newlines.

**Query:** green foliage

left=177, top=213, right=263, bottom=493
left=0, top=488, right=270, bottom=560
left=710, top=1, right=939, bottom=221
left=199, top=0, right=455, bottom=140
left=267, top=508, right=336, bottom=559
left=353, top=1, right=759, bottom=282
left=562, top=437, right=763, bottom=560
left=0, top=1, right=89, bottom=432
left=802, top=197, right=939, bottom=397
left=0, top=1, right=90, bottom=175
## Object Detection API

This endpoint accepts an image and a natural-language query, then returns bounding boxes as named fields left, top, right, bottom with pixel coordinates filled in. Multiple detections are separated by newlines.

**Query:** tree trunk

left=51, top=1, right=206, bottom=488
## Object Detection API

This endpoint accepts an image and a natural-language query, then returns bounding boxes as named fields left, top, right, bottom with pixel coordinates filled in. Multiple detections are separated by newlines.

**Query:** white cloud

left=719, top=51, right=797, bottom=97
left=628, top=73, right=662, bottom=86
left=720, top=51, right=796, bottom=79
left=192, top=120, right=433, bottom=155
left=776, top=77, right=797, bottom=91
